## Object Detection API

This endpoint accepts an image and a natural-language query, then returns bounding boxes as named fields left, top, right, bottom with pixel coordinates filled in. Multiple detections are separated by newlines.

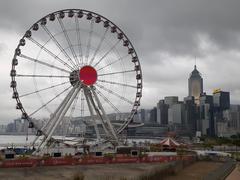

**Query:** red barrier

left=41, top=158, right=76, bottom=166
left=0, top=159, right=39, bottom=168
left=0, top=155, right=196, bottom=168
left=115, top=157, right=139, bottom=163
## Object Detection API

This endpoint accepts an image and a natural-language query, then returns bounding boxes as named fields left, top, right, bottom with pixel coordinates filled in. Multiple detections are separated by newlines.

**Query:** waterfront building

left=164, top=96, right=178, bottom=106
left=215, top=105, right=240, bottom=137
left=183, top=96, right=197, bottom=135
left=0, top=125, right=7, bottom=133
left=149, top=107, right=157, bottom=124
left=199, top=93, right=214, bottom=136
left=212, top=90, right=230, bottom=136
left=168, top=103, right=185, bottom=124
left=134, top=124, right=168, bottom=137
left=156, top=100, right=169, bottom=125
left=213, top=90, right=230, bottom=111
left=138, top=109, right=151, bottom=123
left=229, top=105, right=240, bottom=130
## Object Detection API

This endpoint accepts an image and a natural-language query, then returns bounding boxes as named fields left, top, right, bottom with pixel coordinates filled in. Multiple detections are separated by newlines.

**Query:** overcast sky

left=1, top=0, right=240, bottom=124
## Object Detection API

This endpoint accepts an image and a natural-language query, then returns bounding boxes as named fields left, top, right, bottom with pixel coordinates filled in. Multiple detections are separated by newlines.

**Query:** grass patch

left=135, top=164, right=176, bottom=180
left=72, top=172, right=85, bottom=180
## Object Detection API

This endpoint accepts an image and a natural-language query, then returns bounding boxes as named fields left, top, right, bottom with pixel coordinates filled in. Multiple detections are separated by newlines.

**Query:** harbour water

left=0, top=135, right=35, bottom=145
left=0, top=135, right=161, bottom=149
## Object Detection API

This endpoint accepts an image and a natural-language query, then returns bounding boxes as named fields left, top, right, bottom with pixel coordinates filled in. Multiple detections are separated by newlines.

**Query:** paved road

left=164, top=161, right=223, bottom=180
left=226, top=164, right=240, bottom=180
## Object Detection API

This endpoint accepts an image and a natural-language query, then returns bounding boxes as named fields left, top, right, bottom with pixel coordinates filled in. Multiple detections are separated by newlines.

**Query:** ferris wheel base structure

left=10, top=9, right=143, bottom=154
left=33, top=83, right=119, bottom=154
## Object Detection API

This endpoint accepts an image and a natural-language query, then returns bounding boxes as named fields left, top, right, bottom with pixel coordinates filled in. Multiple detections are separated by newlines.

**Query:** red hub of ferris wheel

left=79, top=66, right=97, bottom=86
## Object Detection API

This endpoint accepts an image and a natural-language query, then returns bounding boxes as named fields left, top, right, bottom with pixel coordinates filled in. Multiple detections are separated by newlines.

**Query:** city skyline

left=1, top=0, right=240, bottom=124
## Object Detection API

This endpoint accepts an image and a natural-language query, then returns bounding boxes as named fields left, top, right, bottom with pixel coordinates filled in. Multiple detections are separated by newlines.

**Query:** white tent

left=159, top=137, right=180, bottom=147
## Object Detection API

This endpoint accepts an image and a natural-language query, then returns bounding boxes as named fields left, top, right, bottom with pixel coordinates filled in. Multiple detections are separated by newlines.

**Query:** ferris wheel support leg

left=90, top=86, right=118, bottom=143
left=84, top=87, right=110, bottom=137
left=43, top=86, right=81, bottom=150
left=33, top=88, right=75, bottom=155
left=83, top=87, right=101, bottom=142
left=32, top=134, right=40, bottom=147
left=40, top=86, right=81, bottom=153
left=31, top=90, right=74, bottom=148
left=34, top=85, right=79, bottom=154
left=44, top=86, right=78, bottom=136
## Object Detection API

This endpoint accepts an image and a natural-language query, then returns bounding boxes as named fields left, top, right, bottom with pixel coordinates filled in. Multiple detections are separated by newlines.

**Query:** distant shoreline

left=0, top=133, right=35, bottom=136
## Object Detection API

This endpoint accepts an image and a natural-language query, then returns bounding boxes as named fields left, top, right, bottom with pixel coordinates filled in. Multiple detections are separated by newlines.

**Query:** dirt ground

left=163, top=161, right=223, bottom=180
left=0, top=162, right=171, bottom=180
left=0, top=161, right=228, bottom=180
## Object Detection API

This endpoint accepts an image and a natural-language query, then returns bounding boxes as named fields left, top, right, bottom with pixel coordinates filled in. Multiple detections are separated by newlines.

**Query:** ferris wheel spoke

left=19, top=81, right=69, bottom=98
left=41, top=25, right=77, bottom=69
left=16, top=74, right=69, bottom=78
left=29, top=85, right=72, bottom=116
left=57, top=17, right=80, bottom=67
left=95, top=84, right=134, bottom=105
left=117, top=119, right=132, bottom=134
left=85, top=20, right=94, bottom=65
left=75, top=16, right=83, bottom=65
left=19, top=54, right=70, bottom=73
left=89, top=27, right=109, bottom=65
left=98, top=69, right=135, bottom=77
left=95, top=88, right=121, bottom=114
left=93, top=40, right=121, bottom=67
left=97, top=54, right=130, bottom=71
left=80, top=89, right=85, bottom=118
left=97, top=79, right=137, bottom=88
left=28, top=37, right=74, bottom=71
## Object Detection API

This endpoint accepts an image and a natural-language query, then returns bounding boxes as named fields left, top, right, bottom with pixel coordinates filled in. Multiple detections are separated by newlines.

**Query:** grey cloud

left=1, top=0, right=240, bottom=122
left=0, top=43, right=4, bottom=52
left=1, top=0, right=240, bottom=57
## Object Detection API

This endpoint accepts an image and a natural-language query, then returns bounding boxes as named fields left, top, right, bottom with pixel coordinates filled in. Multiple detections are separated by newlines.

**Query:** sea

left=0, top=135, right=34, bottom=144
left=0, top=135, right=161, bottom=149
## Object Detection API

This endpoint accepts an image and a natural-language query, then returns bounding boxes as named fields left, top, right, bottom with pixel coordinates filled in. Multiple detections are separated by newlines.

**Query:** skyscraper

left=157, top=100, right=169, bottom=125
left=164, top=96, right=178, bottom=106
left=184, top=96, right=197, bottom=135
left=213, top=90, right=230, bottom=110
left=199, top=93, right=214, bottom=136
left=188, top=65, right=203, bottom=105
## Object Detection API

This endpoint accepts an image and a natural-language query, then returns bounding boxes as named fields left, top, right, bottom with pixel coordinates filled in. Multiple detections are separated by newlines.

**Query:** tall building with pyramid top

left=188, top=65, right=203, bottom=105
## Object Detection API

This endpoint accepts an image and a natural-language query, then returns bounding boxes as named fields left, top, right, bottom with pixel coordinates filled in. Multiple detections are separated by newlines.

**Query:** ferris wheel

left=10, top=9, right=142, bottom=152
